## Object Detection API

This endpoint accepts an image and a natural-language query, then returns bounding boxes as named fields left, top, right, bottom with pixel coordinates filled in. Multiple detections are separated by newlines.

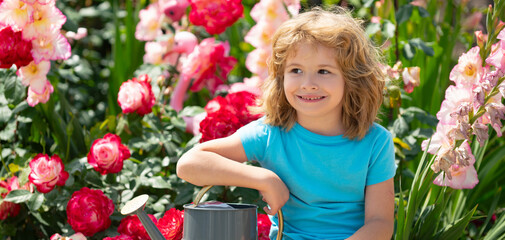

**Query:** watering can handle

left=194, top=185, right=284, bottom=240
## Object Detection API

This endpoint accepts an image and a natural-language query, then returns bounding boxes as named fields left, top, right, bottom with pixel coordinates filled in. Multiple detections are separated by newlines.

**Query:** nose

left=301, top=74, right=318, bottom=90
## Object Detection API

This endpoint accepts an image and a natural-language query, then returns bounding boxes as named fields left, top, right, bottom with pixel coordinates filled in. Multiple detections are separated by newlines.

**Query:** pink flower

left=402, top=66, right=420, bottom=93
left=28, top=153, right=68, bottom=193
left=31, top=30, right=71, bottom=63
left=118, top=214, right=157, bottom=240
left=135, top=3, right=163, bottom=41
left=436, top=85, right=473, bottom=125
left=117, top=74, right=156, bottom=116
left=17, top=60, right=50, bottom=93
left=188, top=0, right=243, bottom=35
left=143, top=40, right=173, bottom=65
left=87, top=133, right=130, bottom=175
left=157, top=208, right=184, bottom=240
left=433, top=142, right=479, bottom=189
left=66, top=187, right=114, bottom=236
left=0, top=176, right=32, bottom=220
left=22, top=2, right=66, bottom=40
left=257, top=213, right=271, bottom=240
left=181, top=38, right=237, bottom=93
left=244, top=20, right=277, bottom=49
left=159, top=0, right=189, bottom=22
left=250, top=0, right=289, bottom=26
left=246, top=47, right=270, bottom=80
left=486, top=41, right=505, bottom=70
left=50, top=232, right=87, bottom=240
left=172, top=31, right=198, bottom=54
left=182, top=112, right=206, bottom=135
left=0, top=0, right=34, bottom=31
left=27, top=80, right=53, bottom=106
left=449, top=46, right=483, bottom=87
left=228, top=76, right=262, bottom=96
left=283, top=0, right=300, bottom=16
left=65, top=27, right=87, bottom=40
left=0, top=26, right=34, bottom=68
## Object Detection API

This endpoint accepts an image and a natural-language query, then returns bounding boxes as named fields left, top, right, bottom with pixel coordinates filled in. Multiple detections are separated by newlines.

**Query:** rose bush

left=118, top=215, right=157, bottom=240
left=87, top=133, right=131, bottom=175
left=28, top=153, right=69, bottom=193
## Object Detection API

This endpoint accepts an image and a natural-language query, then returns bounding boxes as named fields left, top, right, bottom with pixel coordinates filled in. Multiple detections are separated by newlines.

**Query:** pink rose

left=159, top=0, right=190, bottom=22
left=188, top=0, right=243, bottom=35
left=257, top=213, right=271, bottom=240
left=118, top=214, right=157, bottom=240
left=66, top=187, right=114, bottom=236
left=87, top=133, right=130, bottom=175
left=157, top=208, right=184, bottom=240
left=28, top=154, right=69, bottom=193
left=103, top=235, right=135, bottom=240
left=50, top=232, right=87, bottom=240
left=0, top=175, right=32, bottom=220
left=117, top=74, right=156, bottom=116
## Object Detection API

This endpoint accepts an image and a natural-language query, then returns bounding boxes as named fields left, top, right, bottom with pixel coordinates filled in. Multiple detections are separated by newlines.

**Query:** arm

left=176, top=133, right=289, bottom=215
left=346, top=178, right=395, bottom=240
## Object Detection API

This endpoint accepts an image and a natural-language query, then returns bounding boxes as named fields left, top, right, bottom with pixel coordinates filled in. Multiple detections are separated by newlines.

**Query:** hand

left=259, top=170, right=289, bottom=216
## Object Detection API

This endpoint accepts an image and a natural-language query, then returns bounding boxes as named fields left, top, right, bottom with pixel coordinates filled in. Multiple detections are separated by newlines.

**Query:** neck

left=296, top=114, right=345, bottom=136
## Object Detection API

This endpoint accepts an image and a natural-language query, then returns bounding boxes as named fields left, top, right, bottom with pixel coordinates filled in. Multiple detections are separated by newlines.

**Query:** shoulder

left=237, top=116, right=279, bottom=138
left=366, top=122, right=393, bottom=141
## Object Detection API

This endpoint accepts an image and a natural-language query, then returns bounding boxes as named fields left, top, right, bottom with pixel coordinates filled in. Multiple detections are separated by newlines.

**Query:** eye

left=289, top=68, right=302, bottom=74
left=318, top=69, right=331, bottom=74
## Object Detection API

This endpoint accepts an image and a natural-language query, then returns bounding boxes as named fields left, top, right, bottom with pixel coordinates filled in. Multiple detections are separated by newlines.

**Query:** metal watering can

left=121, top=185, right=284, bottom=240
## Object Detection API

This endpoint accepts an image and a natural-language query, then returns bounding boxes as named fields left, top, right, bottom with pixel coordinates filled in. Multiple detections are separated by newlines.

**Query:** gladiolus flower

left=246, top=47, right=270, bottom=80
left=157, top=208, right=184, bottom=240
left=17, top=60, right=50, bottom=93
left=0, top=26, right=34, bottom=68
left=87, top=133, right=130, bottom=175
left=181, top=38, right=237, bottom=93
left=22, top=2, right=66, bottom=40
left=118, top=215, right=157, bottom=240
left=28, top=153, right=69, bottom=193
left=117, top=74, right=156, bottom=116
left=159, top=0, right=189, bottom=22
left=486, top=40, right=505, bottom=70
left=402, top=66, right=420, bottom=93
left=27, top=80, right=53, bottom=106
left=66, top=187, right=114, bottom=236
left=245, top=20, right=277, bottom=49
left=30, top=30, right=71, bottom=63
left=0, top=0, right=34, bottom=31
left=433, top=141, right=479, bottom=189
left=449, top=46, right=483, bottom=87
left=135, top=3, right=163, bottom=41
left=188, top=0, right=243, bottom=35
left=172, top=31, right=198, bottom=54
left=250, top=0, right=289, bottom=26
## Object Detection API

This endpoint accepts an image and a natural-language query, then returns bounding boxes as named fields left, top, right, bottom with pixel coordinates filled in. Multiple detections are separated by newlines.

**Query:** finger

left=263, top=206, right=274, bottom=215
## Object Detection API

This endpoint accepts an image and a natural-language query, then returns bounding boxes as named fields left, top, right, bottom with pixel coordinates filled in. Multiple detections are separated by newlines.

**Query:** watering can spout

left=121, top=194, right=166, bottom=240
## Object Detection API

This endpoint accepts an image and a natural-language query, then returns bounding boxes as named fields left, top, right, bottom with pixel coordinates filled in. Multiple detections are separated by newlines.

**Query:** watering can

left=121, top=185, right=284, bottom=240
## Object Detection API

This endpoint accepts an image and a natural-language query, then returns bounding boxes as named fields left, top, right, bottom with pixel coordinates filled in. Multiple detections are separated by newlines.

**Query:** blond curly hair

left=257, top=7, right=385, bottom=140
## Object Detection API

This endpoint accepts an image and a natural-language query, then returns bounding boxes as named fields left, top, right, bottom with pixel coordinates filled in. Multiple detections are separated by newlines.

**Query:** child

left=177, top=7, right=396, bottom=240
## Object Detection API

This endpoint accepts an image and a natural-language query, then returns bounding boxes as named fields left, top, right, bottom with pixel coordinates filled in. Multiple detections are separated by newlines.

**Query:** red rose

left=66, top=187, right=115, bottom=236
left=117, top=74, right=156, bottom=116
left=103, top=235, right=135, bottom=240
left=87, top=133, right=131, bottom=175
left=199, top=91, right=262, bottom=142
left=257, top=213, right=272, bottom=240
left=0, top=26, right=33, bottom=69
left=28, top=154, right=69, bottom=193
left=118, top=214, right=157, bottom=240
left=188, top=0, right=243, bottom=35
left=157, top=208, right=184, bottom=240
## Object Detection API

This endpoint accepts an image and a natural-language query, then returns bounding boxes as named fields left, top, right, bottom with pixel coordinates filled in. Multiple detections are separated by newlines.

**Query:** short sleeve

left=366, top=131, right=397, bottom=186
left=236, top=118, right=269, bottom=163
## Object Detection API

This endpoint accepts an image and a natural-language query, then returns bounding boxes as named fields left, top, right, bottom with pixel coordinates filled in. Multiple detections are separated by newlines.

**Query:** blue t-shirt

left=237, top=118, right=396, bottom=240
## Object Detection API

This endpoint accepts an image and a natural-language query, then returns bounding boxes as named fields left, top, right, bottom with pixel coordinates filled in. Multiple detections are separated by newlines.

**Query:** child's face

left=283, top=42, right=345, bottom=124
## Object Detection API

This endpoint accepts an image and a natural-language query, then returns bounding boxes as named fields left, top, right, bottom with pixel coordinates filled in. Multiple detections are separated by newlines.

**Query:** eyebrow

left=285, top=63, right=339, bottom=69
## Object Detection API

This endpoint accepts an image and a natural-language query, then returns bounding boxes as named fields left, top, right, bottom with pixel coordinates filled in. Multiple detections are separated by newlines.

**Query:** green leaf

left=382, top=20, right=396, bottom=38
left=366, top=22, right=381, bottom=36
left=416, top=6, right=430, bottom=17
left=0, top=120, right=16, bottom=141
left=393, top=116, right=409, bottom=137
left=408, top=38, right=435, bottom=56
left=146, top=176, right=171, bottom=189
left=4, top=76, right=25, bottom=105
left=179, top=106, right=205, bottom=117
left=403, top=42, right=415, bottom=60
left=396, top=4, right=414, bottom=24
left=4, top=189, right=32, bottom=203
left=435, top=205, right=477, bottom=240
left=27, top=192, right=44, bottom=211
left=0, top=105, right=12, bottom=123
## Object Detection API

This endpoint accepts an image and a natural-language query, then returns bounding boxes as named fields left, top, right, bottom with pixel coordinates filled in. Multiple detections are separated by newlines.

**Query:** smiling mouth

left=297, top=96, right=326, bottom=100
